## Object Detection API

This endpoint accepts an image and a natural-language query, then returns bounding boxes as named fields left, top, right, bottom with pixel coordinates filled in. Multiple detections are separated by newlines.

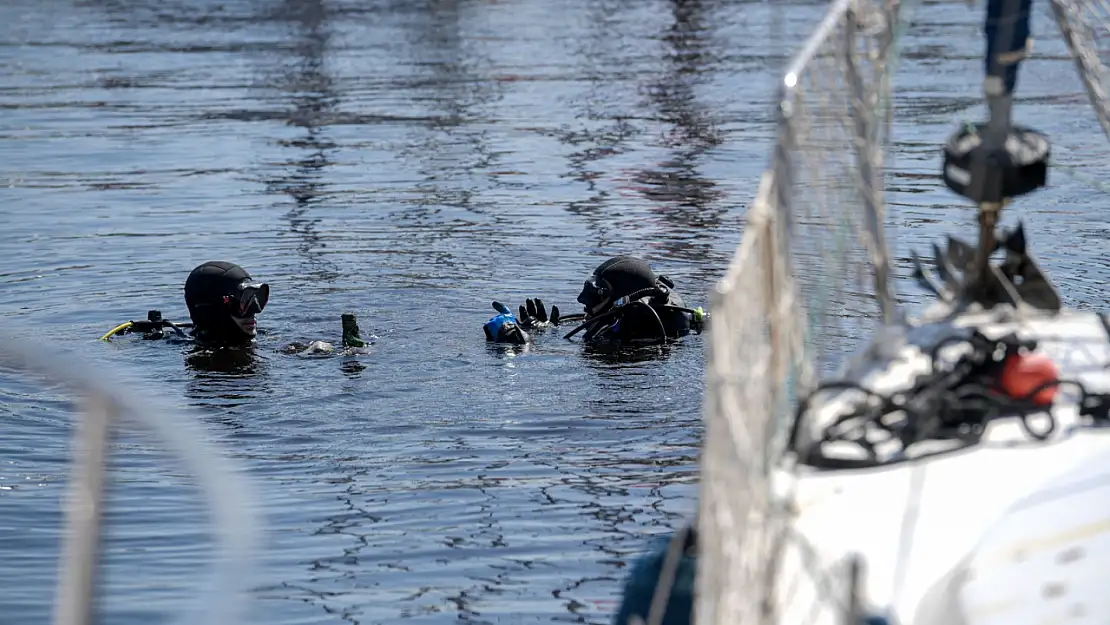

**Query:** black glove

left=518, top=298, right=562, bottom=329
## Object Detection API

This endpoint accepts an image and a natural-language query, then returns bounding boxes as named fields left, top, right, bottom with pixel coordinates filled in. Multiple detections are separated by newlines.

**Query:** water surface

left=1, top=0, right=1108, bottom=624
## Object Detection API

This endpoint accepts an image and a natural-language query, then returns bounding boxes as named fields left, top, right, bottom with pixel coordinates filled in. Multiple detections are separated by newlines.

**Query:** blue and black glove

left=484, top=302, right=530, bottom=344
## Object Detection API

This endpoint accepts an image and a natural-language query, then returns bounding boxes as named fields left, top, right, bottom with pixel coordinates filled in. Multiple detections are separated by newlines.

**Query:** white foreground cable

left=0, top=331, right=261, bottom=625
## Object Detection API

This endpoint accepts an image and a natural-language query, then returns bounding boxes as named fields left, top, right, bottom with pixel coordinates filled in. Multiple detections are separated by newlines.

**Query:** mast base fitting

left=942, top=123, right=1050, bottom=204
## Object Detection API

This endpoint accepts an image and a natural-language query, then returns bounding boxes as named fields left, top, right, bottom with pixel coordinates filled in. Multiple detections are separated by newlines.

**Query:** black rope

left=630, top=300, right=668, bottom=343
left=562, top=287, right=673, bottom=343
left=791, top=330, right=1110, bottom=469
left=564, top=308, right=619, bottom=340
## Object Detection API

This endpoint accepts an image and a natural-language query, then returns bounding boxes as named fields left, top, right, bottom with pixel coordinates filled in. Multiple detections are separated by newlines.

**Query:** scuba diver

left=184, top=260, right=269, bottom=346
left=101, top=260, right=270, bottom=346
left=484, top=255, right=706, bottom=345
left=100, top=261, right=370, bottom=353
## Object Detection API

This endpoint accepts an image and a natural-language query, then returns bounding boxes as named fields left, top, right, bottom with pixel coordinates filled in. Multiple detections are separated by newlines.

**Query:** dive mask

left=577, top=276, right=611, bottom=316
left=225, top=281, right=269, bottom=317
left=484, top=302, right=529, bottom=344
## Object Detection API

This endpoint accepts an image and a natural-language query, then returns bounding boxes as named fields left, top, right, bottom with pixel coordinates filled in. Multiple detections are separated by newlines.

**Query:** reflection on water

left=185, top=344, right=266, bottom=376
left=561, top=118, right=643, bottom=251
left=559, top=0, right=643, bottom=250
left=558, top=0, right=737, bottom=272
left=484, top=341, right=533, bottom=360
left=582, top=342, right=675, bottom=368
left=267, top=0, right=342, bottom=284
left=635, top=0, right=726, bottom=230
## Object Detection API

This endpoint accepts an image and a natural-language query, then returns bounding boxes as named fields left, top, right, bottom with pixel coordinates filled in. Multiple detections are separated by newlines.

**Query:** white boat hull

left=771, top=307, right=1110, bottom=625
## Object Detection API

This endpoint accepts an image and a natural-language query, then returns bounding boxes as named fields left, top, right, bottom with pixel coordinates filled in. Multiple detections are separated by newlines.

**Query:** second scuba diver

left=101, top=260, right=370, bottom=354
left=484, top=255, right=706, bottom=345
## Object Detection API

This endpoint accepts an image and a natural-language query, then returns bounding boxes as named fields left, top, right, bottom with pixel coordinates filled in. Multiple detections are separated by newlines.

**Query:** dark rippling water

left=1, top=0, right=1109, bottom=623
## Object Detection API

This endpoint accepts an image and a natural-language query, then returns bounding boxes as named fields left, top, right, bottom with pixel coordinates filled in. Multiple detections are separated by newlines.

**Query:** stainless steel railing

left=0, top=331, right=261, bottom=625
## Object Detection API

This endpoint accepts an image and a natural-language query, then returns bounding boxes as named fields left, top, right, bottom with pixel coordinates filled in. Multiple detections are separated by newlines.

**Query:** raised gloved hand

left=484, top=301, right=530, bottom=344
left=517, top=298, right=562, bottom=329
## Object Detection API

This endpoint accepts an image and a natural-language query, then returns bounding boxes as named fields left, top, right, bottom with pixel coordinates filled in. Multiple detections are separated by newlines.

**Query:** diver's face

left=231, top=314, right=257, bottom=337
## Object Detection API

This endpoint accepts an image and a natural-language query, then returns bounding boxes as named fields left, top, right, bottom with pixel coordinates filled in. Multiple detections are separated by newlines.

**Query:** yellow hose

left=100, top=322, right=133, bottom=342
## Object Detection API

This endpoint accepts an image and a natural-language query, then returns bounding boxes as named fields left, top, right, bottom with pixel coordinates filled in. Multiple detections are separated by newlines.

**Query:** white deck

left=771, top=306, right=1110, bottom=625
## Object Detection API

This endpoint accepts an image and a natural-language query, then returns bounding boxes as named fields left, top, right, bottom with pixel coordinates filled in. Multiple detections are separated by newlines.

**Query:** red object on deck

left=1000, top=352, right=1060, bottom=406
